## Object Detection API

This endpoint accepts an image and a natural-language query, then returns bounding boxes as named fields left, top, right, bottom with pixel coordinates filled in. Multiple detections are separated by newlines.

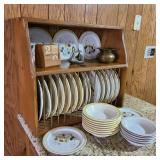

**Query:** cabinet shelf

left=36, top=62, right=128, bottom=76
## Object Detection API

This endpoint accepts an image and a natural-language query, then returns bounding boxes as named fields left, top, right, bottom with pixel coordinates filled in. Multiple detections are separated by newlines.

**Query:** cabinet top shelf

left=18, top=17, right=124, bottom=30
left=36, top=62, right=128, bottom=76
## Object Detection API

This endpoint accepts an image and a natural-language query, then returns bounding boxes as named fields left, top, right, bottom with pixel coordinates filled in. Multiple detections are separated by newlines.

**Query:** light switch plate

left=133, top=15, right=142, bottom=31
left=144, top=46, right=156, bottom=59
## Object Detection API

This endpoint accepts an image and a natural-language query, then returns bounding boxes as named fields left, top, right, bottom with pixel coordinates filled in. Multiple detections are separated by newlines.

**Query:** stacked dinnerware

left=82, top=103, right=122, bottom=137
left=120, top=117, right=156, bottom=146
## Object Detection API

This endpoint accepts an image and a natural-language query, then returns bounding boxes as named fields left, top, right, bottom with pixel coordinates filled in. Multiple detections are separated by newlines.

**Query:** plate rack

left=7, top=18, right=128, bottom=136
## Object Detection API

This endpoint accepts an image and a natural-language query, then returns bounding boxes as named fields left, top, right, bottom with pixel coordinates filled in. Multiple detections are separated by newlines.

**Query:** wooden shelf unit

left=8, top=17, right=128, bottom=136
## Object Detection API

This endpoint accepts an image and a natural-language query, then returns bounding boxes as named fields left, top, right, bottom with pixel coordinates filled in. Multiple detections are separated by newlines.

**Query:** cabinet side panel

left=4, top=20, right=26, bottom=155
left=13, top=19, right=38, bottom=135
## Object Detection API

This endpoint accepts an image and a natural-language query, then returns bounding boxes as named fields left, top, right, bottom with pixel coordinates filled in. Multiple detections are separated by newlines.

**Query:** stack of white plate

left=82, top=103, right=122, bottom=137
left=120, top=117, right=156, bottom=146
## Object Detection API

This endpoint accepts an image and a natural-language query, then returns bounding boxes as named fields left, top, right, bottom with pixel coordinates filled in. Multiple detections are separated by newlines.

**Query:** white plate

left=88, top=71, right=101, bottom=102
left=52, top=75, right=65, bottom=115
left=43, top=79, right=52, bottom=119
left=96, top=71, right=105, bottom=102
left=29, top=27, right=52, bottom=43
left=66, top=73, right=78, bottom=113
left=83, top=72, right=92, bottom=103
left=101, top=70, right=111, bottom=103
left=120, top=128, right=155, bottom=142
left=37, top=79, right=43, bottom=121
left=72, top=73, right=84, bottom=110
left=60, top=74, right=72, bottom=113
left=43, top=126, right=87, bottom=155
left=79, top=31, right=101, bottom=60
left=79, top=72, right=89, bottom=107
left=48, top=76, right=58, bottom=117
left=120, top=108, right=143, bottom=118
left=121, top=117, right=156, bottom=137
left=106, top=70, right=115, bottom=103
left=53, top=29, right=79, bottom=46
left=110, top=70, right=120, bottom=101
left=120, top=131, right=155, bottom=146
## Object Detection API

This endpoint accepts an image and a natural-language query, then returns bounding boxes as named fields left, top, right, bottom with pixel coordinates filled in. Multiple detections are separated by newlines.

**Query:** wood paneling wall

left=4, top=4, right=156, bottom=155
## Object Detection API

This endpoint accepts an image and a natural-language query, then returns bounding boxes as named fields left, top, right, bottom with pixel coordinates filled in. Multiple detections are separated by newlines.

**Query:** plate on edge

left=43, top=126, right=87, bottom=155
left=37, top=79, right=43, bottom=121
left=106, top=70, right=115, bottom=103
left=43, top=79, right=52, bottom=119
left=48, top=75, right=58, bottom=117
left=66, top=73, right=78, bottom=113
left=72, top=73, right=84, bottom=111
left=83, top=72, right=92, bottom=103
left=79, top=72, right=89, bottom=108
left=60, top=74, right=72, bottom=113
left=96, top=70, right=105, bottom=102
left=52, top=75, right=65, bottom=115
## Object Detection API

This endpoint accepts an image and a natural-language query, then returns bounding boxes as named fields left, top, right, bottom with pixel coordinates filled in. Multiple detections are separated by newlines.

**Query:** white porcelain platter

left=43, top=126, right=87, bottom=155
left=79, top=31, right=101, bottom=60
left=53, top=29, right=79, bottom=47
left=29, top=27, right=52, bottom=44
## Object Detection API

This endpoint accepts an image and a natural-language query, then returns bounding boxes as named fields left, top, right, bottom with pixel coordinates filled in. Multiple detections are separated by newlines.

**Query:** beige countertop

left=17, top=94, right=156, bottom=156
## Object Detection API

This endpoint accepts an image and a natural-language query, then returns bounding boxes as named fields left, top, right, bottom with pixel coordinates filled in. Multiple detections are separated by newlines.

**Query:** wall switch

left=133, top=15, right=142, bottom=31
left=144, top=46, right=156, bottom=59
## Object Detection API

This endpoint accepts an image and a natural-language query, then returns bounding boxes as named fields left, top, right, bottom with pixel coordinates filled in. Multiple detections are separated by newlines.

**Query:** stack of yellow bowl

left=82, top=103, right=122, bottom=137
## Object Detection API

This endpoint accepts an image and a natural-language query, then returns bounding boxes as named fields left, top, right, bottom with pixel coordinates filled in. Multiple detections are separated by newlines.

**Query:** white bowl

left=83, top=103, right=121, bottom=122
left=121, top=117, right=156, bottom=136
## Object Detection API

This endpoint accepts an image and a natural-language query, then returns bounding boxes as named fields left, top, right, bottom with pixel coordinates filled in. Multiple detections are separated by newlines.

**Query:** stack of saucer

left=82, top=103, right=122, bottom=137
left=120, top=117, right=156, bottom=146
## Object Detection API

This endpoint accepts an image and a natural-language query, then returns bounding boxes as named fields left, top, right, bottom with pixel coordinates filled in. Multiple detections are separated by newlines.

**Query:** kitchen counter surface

left=17, top=94, right=156, bottom=156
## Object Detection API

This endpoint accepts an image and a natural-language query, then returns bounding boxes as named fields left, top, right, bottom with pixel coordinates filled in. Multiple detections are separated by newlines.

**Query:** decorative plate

left=79, top=31, right=101, bottom=60
left=29, top=27, right=52, bottom=43
left=43, top=126, right=87, bottom=155
left=53, top=29, right=79, bottom=46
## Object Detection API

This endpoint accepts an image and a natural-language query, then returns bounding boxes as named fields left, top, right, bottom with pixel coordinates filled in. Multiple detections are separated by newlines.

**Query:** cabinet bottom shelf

left=37, top=112, right=82, bottom=136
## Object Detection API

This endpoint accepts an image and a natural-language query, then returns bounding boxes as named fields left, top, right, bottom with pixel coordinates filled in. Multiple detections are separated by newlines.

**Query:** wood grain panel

left=97, top=4, right=119, bottom=25
left=85, top=4, right=97, bottom=24
left=130, top=5, right=156, bottom=100
left=21, top=4, right=48, bottom=19
left=143, top=21, right=156, bottom=104
left=4, top=20, right=26, bottom=156
left=4, top=4, right=21, bottom=19
left=117, top=4, right=128, bottom=27
left=124, top=5, right=143, bottom=94
left=64, top=4, right=85, bottom=23
left=49, top=4, right=64, bottom=21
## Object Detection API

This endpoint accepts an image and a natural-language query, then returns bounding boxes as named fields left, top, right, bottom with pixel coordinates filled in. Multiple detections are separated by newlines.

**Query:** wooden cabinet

left=7, top=17, right=128, bottom=137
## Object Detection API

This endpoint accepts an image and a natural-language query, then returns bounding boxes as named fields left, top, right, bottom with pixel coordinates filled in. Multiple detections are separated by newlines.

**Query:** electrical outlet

left=144, top=46, right=156, bottom=59
left=133, top=15, right=142, bottom=31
